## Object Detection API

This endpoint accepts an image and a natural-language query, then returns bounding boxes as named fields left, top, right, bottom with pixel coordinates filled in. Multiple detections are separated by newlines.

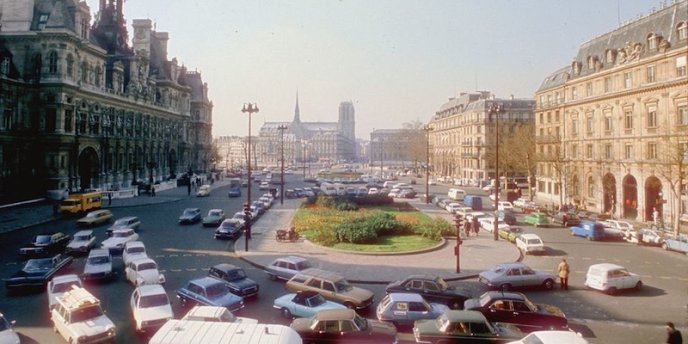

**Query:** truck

left=447, top=188, right=466, bottom=201
left=463, top=195, right=483, bottom=210
left=59, top=191, right=102, bottom=214
left=148, top=320, right=302, bottom=344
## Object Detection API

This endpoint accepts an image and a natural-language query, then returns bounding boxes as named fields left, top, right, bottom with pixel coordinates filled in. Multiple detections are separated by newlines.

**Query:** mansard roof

left=536, top=66, right=570, bottom=92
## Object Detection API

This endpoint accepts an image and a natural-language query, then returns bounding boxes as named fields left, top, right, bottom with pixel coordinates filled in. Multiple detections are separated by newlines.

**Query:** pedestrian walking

left=472, top=217, right=479, bottom=236
left=464, top=221, right=471, bottom=237
left=666, top=322, right=683, bottom=344
left=107, top=192, right=112, bottom=205
left=557, top=258, right=570, bottom=290
left=653, top=207, right=659, bottom=229
left=151, top=185, right=156, bottom=197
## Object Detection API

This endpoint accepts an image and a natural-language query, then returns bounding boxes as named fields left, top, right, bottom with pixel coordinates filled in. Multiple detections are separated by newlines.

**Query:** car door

left=125, top=262, right=136, bottom=284
left=486, top=299, right=513, bottom=324
left=510, top=300, right=537, bottom=330
left=614, top=269, right=633, bottom=289
left=407, top=301, right=431, bottom=324
left=505, top=267, right=522, bottom=286
left=422, top=280, right=443, bottom=303
left=519, top=267, right=540, bottom=287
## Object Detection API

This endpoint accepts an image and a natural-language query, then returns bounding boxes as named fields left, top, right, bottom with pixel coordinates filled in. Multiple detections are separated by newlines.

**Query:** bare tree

left=401, top=120, right=426, bottom=173
left=655, top=127, right=688, bottom=236
left=500, top=123, right=537, bottom=200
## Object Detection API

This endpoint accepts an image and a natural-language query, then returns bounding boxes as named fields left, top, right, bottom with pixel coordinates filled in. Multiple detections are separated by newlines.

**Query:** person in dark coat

left=472, top=217, right=479, bottom=236
left=666, top=322, right=683, bottom=344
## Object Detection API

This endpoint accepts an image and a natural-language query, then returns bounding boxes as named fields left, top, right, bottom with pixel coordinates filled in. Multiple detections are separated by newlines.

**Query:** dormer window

left=647, top=33, right=657, bottom=50
left=678, top=22, right=688, bottom=40
left=572, top=61, right=581, bottom=75
left=606, top=49, right=616, bottom=64
left=587, top=56, right=595, bottom=70
left=38, top=14, right=49, bottom=30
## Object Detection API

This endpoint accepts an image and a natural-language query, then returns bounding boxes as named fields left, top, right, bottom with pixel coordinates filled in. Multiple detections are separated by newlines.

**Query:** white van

left=584, top=263, right=642, bottom=294
left=447, top=188, right=466, bottom=201
left=149, top=320, right=302, bottom=344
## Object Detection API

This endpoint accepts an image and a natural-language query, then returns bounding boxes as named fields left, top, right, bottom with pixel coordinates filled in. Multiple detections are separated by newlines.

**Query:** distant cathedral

left=256, top=95, right=356, bottom=166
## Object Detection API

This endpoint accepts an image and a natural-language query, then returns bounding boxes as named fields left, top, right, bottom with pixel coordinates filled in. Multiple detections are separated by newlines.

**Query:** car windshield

left=352, top=313, right=367, bottom=330
left=335, top=279, right=353, bottom=292
left=222, top=222, right=237, bottom=229
left=478, top=293, right=492, bottom=307
left=227, top=269, right=246, bottom=280
left=127, top=246, right=145, bottom=254
left=528, top=239, right=542, bottom=245
left=70, top=305, right=104, bottom=322
left=295, top=261, right=311, bottom=270
left=138, top=262, right=157, bottom=271
left=24, top=259, right=51, bottom=271
left=74, top=234, right=90, bottom=241
left=113, top=231, right=130, bottom=238
left=114, top=219, right=128, bottom=226
left=183, top=210, right=197, bottom=216
left=205, top=283, right=230, bottom=298
left=52, top=280, right=80, bottom=293
left=33, top=235, right=52, bottom=245
left=86, top=212, right=99, bottom=218
left=209, top=210, right=222, bottom=216
left=139, top=293, right=169, bottom=308
left=306, top=294, right=326, bottom=307
left=491, top=265, right=506, bottom=273
left=88, top=256, right=110, bottom=265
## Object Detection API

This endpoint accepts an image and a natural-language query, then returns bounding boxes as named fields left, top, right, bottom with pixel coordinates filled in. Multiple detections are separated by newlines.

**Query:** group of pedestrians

left=461, top=216, right=480, bottom=237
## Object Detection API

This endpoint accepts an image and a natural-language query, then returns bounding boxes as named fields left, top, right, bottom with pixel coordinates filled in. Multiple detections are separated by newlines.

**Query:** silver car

left=376, top=293, right=448, bottom=327
left=478, top=262, right=556, bottom=291
left=264, top=256, right=312, bottom=281
left=82, top=248, right=114, bottom=281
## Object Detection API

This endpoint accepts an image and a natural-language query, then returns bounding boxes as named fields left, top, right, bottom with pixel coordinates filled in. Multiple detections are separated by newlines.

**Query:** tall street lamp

left=423, top=125, right=433, bottom=204
left=379, top=137, right=384, bottom=178
left=487, top=102, right=504, bottom=241
left=277, top=124, right=288, bottom=205
left=241, top=102, right=259, bottom=251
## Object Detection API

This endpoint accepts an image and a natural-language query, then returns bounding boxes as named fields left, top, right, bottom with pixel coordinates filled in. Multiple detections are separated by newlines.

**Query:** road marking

left=169, top=254, right=178, bottom=257
left=155, top=255, right=165, bottom=258
left=169, top=268, right=182, bottom=272
left=186, top=268, right=197, bottom=271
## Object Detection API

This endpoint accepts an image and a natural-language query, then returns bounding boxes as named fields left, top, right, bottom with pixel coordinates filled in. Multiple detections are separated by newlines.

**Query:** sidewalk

left=234, top=197, right=521, bottom=284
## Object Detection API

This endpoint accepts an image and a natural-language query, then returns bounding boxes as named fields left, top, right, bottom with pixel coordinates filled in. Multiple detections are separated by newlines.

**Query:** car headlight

left=159, top=274, right=166, bottom=283
left=136, top=277, right=144, bottom=286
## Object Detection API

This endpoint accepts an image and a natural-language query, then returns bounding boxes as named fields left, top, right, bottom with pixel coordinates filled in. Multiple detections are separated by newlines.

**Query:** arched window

left=94, top=65, right=101, bottom=87
left=47, top=51, right=58, bottom=74
left=80, top=61, right=88, bottom=83
left=66, top=54, right=74, bottom=77
left=587, top=175, right=595, bottom=198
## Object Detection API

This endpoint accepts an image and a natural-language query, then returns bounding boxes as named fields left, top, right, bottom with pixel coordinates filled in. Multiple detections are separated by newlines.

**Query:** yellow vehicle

left=59, top=192, right=103, bottom=214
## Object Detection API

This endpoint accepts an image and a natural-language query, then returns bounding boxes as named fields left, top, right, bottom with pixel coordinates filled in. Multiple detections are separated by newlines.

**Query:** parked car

left=515, top=233, right=545, bottom=255
left=520, top=201, right=542, bottom=214
left=478, top=262, right=556, bottom=291
left=496, top=210, right=517, bottom=225
left=125, top=258, right=166, bottom=286
left=176, top=277, right=244, bottom=312
left=512, top=198, right=529, bottom=208
left=5, top=254, right=73, bottom=291
left=662, top=234, right=688, bottom=254
left=76, top=209, right=113, bottom=227
left=264, top=256, right=312, bottom=281
left=550, top=212, right=581, bottom=227
left=208, top=264, right=259, bottom=298
left=101, top=228, right=139, bottom=251
left=50, top=287, right=116, bottom=344
left=47, top=274, right=83, bottom=310
left=412, top=310, right=524, bottom=344
left=178, top=208, right=202, bottom=224
left=122, top=241, right=148, bottom=266
left=498, top=226, right=523, bottom=243
left=65, top=230, right=96, bottom=255
left=196, top=184, right=211, bottom=197
left=376, top=293, right=449, bottom=327
left=479, top=217, right=511, bottom=233
left=523, top=212, right=550, bottom=227
left=202, top=209, right=226, bottom=227
left=0, top=312, right=20, bottom=344
left=625, top=228, right=664, bottom=246
left=498, top=201, right=514, bottom=211
left=464, top=291, right=568, bottom=332
left=506, top=330, right=590, bottom=344
left=600, top=219, right=634, bottom=232
left=286, top=268, right=375, bottom=310
left=181, top=305, right=257, bottom=323
left=584, top=263, right=642, bottom=294
left=231, top=212, right=247, bottom=227
left=274, top=290, right=346, bottom=318
left=214, top=219, right=243, bottom=240
left=290, top=309, right=398, bottom=344
left=18, top=232, right=71, bottom=258
left=82, top=248, right=114, bottom=282
left=106, top=216, right=141, bottom=236
left=384, top=275, right=471, bottom=310
left=130, top=284, right=173, bottom=333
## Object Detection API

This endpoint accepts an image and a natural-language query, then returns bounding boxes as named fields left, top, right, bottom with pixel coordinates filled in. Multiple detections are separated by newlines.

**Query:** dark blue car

left=208, top=264, right=259, bottom=298
left=228, top=186, right=241, bottom=197
left=176, top=277, right=244, bottom=312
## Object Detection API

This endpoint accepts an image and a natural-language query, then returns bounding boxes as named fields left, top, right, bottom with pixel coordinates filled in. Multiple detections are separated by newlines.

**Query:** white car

left=515, top=233, right=545, bottom=255
left=51, top=287, right=116, bottom=344
left=122, top=241, right=148, bottom=266
left=130, top=284, right=173, bottom=333
left=125, top=258, right=166, bottom=286
left=625, top=228, right=664, bottom=246
left=181, top=305, right=258, bottom=324
left=107, top=216, right=141, bottom=236
left=47, top=274, right=82, bottom=310
left=512, top=198, right=529, bottom=208
left=479, top=217, right=510, bottom=233
left=445, top=202, right=464, bottom=214
left=259, top=181, right=270, bottom=190
left=0, top=312, right=20, bottom=344
left=82, top=249, right=114, bottom=281
left=498, top=201, right=514, bottom=211
left=600, top=220, right=634, bottom=237
left=368, top=187, right=379, bottom=195
left=196, top=184, right=211, bottom=196
left=101, top=228, right=139, bottom=251
left=584, top=263, right=642, bottom=294
left=65, top=230, right=96, bottom=254
left=507, top=330, right=589, bottom=344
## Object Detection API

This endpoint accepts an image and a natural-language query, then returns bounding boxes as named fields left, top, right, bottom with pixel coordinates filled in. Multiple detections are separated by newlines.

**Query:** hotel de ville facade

left=0, top=0, right=212, bottom=202
left=535, top=0, right=688, bottom=232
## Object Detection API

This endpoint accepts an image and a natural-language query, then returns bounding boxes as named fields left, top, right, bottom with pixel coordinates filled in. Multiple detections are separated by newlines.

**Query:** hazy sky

left=85, top=0, right=664, bottom=139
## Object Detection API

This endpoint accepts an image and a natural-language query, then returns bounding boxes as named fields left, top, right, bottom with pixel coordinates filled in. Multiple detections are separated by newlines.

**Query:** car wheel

left=268, top=273, right=278, bottom=281
left=587, top=236, right=594, bottom=241
left=500, top=283, right=512, bottom=291
left=662, top=243, right=668, bottom=250
left=543, top=279, right=554, bottom=290
left=607, top=287, right=617, bottom=295
left=281, top=307, right=292, bottom=318
left=635, top=281, right=643, bottom=290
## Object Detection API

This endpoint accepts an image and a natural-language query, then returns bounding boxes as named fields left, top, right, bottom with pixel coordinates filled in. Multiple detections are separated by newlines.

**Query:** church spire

left=293, top=91, right=301, bottom=123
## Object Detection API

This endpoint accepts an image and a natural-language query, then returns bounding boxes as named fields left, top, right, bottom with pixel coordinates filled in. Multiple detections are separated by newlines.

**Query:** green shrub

left=418, top=217, right=453, bottom=241
left=334, top=199, right=359, bottom=211
left=335, top=219, right=378, bottom=244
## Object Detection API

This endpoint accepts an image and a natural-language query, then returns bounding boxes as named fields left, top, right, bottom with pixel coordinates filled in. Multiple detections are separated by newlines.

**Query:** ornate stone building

left=256, top=96, right=356, bottom=167
left=428, top=92, right=535, bottom=185
left=535, top=0, right=687, bottom=230
left=0, top=0, right=212, bottom=201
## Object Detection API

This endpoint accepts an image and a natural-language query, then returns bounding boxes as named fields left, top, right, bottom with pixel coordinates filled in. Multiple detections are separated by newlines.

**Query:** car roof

left=125, top=241, right=145, bottom=248
left=184, top=208, right=200, bottom=211
left=296, top=268, right=343, bottom=281
left=132, top=257, right=156, bottom=265
left=52, top=274, right=80, bottom=284
left=314, top=309, right=356, bottom=321
left=495, top=262, right=527, bottom=269
left=386, top=292, right=426, bottom=302
left=88, top=248, right=110, bottom=257
left=293, top=290, right=321, bottom=301
left=190, top=276, right=223, bottom=287
left=116, top=216, right=139, bottom=222
left=519, top=233, right=541, bottom=239
left=481, top=291, right=527, bottom=301
left=73, top=230, right=93, bottom=236
left=209, top=208, right=223, bottom=212
left=112, top=228, right=134, bottom=234
left=136, top=284, right=166, bottom=296
left=88, top=209, right=110, bottom=215
left=275, top=256, right=308, bottom=264
left=212, top=263, right=240, bottom=272
left=443, top=310, right=488, bottom=322
left=522, top=331, right=590, bottom=343
left=588, top=263, right=625, bottom=271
